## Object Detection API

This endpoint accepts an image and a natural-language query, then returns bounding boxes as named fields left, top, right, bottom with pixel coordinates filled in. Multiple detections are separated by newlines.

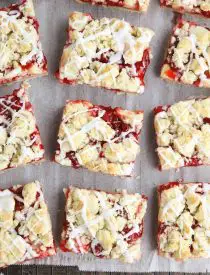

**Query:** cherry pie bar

left=60, top=186, right=147, bottom=263
left=76, top=0, right=150, bottom=12
left=55, top=12, right=154, bottom=94
left=161, top=19, right=210, bottom=88
left=0, top=0, right=48, bottom=86
left=0, top=181, right=56, bottom=268
left=55, top=100, right=143, bottom=176
left=160, top=0, right=210, bottom=18
left=154, top=98, right=210, bottom=170
left=0, top=82, right=44, bottom=171
left=158, top=182, right=210, bottom=261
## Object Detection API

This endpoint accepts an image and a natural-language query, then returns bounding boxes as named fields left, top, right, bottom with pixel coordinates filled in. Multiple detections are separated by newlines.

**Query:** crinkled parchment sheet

left=1, top=0, right=210, bottom=272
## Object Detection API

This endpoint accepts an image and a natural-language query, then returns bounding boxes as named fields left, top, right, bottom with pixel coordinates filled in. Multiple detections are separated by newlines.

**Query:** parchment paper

left=1, top=0, right=210, bottom=272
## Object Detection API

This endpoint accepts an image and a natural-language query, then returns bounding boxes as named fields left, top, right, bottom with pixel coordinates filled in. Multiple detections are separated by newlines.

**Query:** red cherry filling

left=57, top=27, right=151, bottom=91
left=0, top=3, right=47, bottom=86
left=154, top=105, right=167, bottom=115
left=163, top=21, right=210, bottom=86
left=77, top=0, right=143, bottom=10
left=155, top=100, right=210, bottom=169
left=136, top=49, right=151, bottom=84
left=184, top=157, right=201, bottom=167
left=122, top=224, right=143, bottom=244
left=93, top=243, right=104, bottom=257
left=63, top=104, right=140, bottom=168
left=0, top=97, right=23, bottom=128
left=160, top=0, right=210, bottom=18
left=60, top=239, right=70, bottom=252
left=66, top=151, right=80, bottom=168
left=158, top=223, right=168, bottom=235
left=158, top=182, right=180, bottom=194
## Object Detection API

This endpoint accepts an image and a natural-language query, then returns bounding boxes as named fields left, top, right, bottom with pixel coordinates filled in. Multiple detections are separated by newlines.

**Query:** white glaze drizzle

left=0, top=86, right=44, bottom=169
left=57, top=104, right=141, bottom=174
left=158, top=146, right=183, bottom=169
left=61, top=13, right=154, bottom=92
left=66, top=187, right=144, bottom=261
left=162, top=192, right=184, bottom=215
left=156, top=98, right=210, bottom=168
left=0, top=182, right=54, bottom=266
left=0, top=2, right=44, bottom=77
left=0, top=190, right=15, bottom=211
left=172, top=23, right=210, bottom=84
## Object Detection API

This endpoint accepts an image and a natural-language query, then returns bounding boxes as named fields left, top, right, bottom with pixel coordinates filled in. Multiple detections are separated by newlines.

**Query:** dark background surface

left=0, top=1, right=210, bottom=274
left=0, top=266, right=209, bottom=275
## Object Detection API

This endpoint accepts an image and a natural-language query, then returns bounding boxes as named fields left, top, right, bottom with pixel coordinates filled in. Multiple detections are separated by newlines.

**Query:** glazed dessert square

left=60, top=186, right=148, bottom=263
left=154, top=98, right=210, bottom=170
left=55, top=100, right=143, bottom=176
left=160, top=0, right=210, bottom=18
left=0, top=0, right=47, bottom=86
left=55, top=12, right=154, bottom=94
left=0, top=82, right=44, bottom=171
left=161, top=19, right=210, bottom=88
left=157, top=182, right=210, bottom=261
left=76, top=0, right=150, bottom=13
left=0, top=181, right=56, bottom=268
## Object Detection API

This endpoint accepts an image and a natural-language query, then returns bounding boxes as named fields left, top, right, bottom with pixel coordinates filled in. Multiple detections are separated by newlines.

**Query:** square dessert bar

left=60, top=186, right=148, bottom=263
left=55, top=100, right=143, bottom=176
left=56, top=12, right=154, bottom=94
left=154, top=98, right=210, bottom=170
left=161, top=19, right=210, bottom=89
left=76, top=0, right=150, bottom=13
left=0, top=82, right=44, bottom=171
left=157, top=182, right=210, bottom=261
left=0, top=0, right=47, bottom=85
left=160, top=0, right=210, bottom=18
left=0, top=181, right=56, bottom=268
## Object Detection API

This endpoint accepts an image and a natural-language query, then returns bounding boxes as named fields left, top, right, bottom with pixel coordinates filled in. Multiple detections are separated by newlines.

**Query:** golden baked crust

left=154, top=98, right=210, bottom=170
left=76, top=0, right=150, bottom=12
left=157, top=182, right=210, bottom=261
left=0, top=181, right=56, bottom=268
left=161, top=19, right=210, bottom=89
left=60, top=186, right=147, bottom=263
left=0, top=82, right=44, bottom=172
left=55, top=100, right=143, bottom=176
left=55, top=12, right=154, bottom=94
left=0, top=0, right=47, bottom=86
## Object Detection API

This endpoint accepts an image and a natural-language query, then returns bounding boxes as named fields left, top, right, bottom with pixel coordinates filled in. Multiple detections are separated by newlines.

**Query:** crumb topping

left=154, top=98, right=210, bottom=170
left=0, top=0, right=47, bottom=85
left=0, top=181, right=55, bottom=267
left=160, top=0, right=210, bottom=18
left=55, top=100, right=143, bottom=176
left=56, top=12, right=154, bottom=94
left=60, top=186, right=147, bottom=263
left=158, top=182, right=210, bottom=260
left=161, top=20, right=210, bottom=88
left=0, top=82, right=44, bottom=171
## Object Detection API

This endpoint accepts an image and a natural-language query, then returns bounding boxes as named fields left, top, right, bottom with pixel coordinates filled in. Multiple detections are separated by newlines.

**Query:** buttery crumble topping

left=161, top=19, right=210, bottom=88
left=0, top=181, right=55, bottom=268
left=154, top=98, right=210, bottom=170
left=60, top=186, right=147, bottom=263
left=160, top=0, right=210, bottom=18
left=56, top=12, right=154, bottom=94
left=0, top=0, right=47, bottom=85
left=158, top=182, right=210, bottom=261
left=55, top=100, right=143, bottom=176
left=0, top=82, right=44, bottom=172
